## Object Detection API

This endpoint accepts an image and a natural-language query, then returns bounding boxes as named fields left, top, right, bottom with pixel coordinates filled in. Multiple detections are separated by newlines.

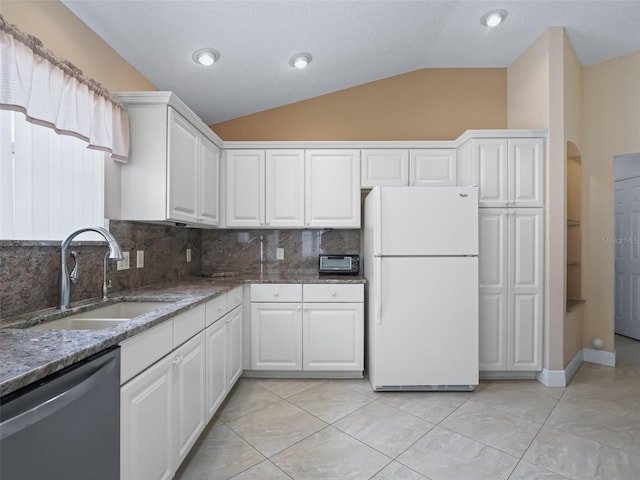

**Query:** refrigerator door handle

left=375, top=256, right=382, bottom=324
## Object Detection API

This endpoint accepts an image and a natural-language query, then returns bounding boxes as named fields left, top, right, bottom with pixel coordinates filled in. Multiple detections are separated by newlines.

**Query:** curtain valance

left=0, top=15, right=129, bottom=161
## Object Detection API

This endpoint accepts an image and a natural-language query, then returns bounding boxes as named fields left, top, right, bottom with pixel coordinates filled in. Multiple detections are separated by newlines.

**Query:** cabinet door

left=509, top=138, right=544, bottom=207
left=474, top=139, right=509, bottom=207
left=167, top=108, right=198, bottom=223
left=305, top=150, right=360, bottom=228
left=360, top=149, right=409, bottom=187
left=478, top=209, right=509, bottom=371
left=508, top=209, right=544, bottom=370
left=265, top=150, right=304, bottom=227
left=409, top=149, right=457, bottom=186
left=173, top=332, right=206, bottom=467
left=251, top=303, right=302, bottom=370
left=225, top=150, right=265, bottom=227
left=302, top=303, right=364, bottom=371
left=205, top=318, right=227, bottom=421
left=121, top=354, right=173, bottom=480
left=199, top=138, right=220, bottom=226
left=226, top=305, right=243, bottom=387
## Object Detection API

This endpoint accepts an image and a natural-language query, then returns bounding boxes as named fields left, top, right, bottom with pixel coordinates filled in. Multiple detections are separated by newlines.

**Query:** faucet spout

left=60, top=226, right=124, bottom=310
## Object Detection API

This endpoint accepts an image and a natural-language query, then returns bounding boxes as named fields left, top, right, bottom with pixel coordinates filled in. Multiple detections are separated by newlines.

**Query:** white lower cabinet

left=249, top=283, right=364, bottom=373
left=173, top=333, right=207, bottom=466
left=121, top=352, right=173, bottom=480
left=206, top=304, right=244, bottom=418
left=303, top=303, right=364, bottom=370
left=121, top=289, right=244, bottom=480
left=479, top=208, right=544, bottom=372
left=251, top=302, right=303, bottom=370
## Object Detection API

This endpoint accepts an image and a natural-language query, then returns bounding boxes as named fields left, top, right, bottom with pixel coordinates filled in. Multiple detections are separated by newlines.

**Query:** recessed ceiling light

left=192, top=48, right=220, bottom=66
left=480, top=9, right=508, bottom=27
left=289, top=52, right=312, bottom=69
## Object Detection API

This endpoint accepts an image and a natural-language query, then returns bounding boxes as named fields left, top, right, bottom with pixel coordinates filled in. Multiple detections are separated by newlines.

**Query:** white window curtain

left=0, top=15, right=129, bottom=161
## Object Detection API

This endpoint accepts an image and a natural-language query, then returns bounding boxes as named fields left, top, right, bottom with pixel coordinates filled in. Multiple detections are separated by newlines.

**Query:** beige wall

left=582, top=51, right=640, bottom=352
left=507, top=28, right=566, bottom=371
left=211, top=68, right=507, bottom=141
left=2, top=0, right=155, bottom=92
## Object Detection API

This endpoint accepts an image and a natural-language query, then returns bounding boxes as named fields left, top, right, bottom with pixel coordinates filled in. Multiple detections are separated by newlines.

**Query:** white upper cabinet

left=457, top=137, right=544, bottom=208
left=409, top=149, right=457, bottom=186
left=361, top=149, right=409, bottom=187
left=305, top=149, right=361, bottom=228
left=117, top=92, right=222, bottom=227
left=266, top=150, right=305, bottom=227
left=361, top=148, right=456, bottom=188
left=225, top=150, right=265, bottom=227
left=224, top=149, right=304, bottom=228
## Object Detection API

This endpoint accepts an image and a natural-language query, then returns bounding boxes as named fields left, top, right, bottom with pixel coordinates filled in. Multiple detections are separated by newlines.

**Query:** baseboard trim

left=537, top=347, right=617, bottom=387
left=583, top=347, right=616, bottom=367
left=536, top=368, right=566, bottom=387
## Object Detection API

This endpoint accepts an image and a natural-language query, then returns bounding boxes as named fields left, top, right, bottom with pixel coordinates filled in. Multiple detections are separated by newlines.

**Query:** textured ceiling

left=62, top=0, right=640, bottom=125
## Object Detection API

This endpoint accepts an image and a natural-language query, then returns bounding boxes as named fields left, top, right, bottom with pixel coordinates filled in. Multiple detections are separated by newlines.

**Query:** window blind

left=0, top=110, right=105, bottom=241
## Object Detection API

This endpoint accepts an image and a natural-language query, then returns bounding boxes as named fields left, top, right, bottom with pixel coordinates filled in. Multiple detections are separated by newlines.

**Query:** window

left=0, top=110, right=105, bottom=241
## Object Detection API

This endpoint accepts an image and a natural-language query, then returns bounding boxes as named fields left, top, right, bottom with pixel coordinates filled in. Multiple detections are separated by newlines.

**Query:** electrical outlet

left=276, top=247, right=284, bottom=260
left=117, top=251, right=130, bottom=270
left=186, top=248, right=192, bottom=263
left=136, top=250, right=144, bottom=269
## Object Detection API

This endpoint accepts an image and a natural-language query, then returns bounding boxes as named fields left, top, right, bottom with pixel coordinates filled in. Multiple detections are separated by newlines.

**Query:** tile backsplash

left=201, top=229, right=360, bottom=275
left=0, top=224, right=360, bottom=319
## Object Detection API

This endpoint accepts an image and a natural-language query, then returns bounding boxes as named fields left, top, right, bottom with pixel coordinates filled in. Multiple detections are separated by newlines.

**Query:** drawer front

left=205, top=293, right=228, bottom=327
left=303, top=284, right=364, bottom=303
left=227, top=286, right=244, bottom=310
left=174, top=304, right=206, bottom=348
left=120, top=320, right=173, bottom=384
left=251, top=283, right=302, bottom=302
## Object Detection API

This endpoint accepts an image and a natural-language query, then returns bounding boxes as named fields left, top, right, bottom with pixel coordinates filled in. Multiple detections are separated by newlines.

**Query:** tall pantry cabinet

left=457, top=134, right=545, bottom=372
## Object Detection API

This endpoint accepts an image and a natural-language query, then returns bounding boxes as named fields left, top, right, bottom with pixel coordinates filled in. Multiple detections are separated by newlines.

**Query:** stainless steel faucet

left=60, top=226, right=124, bottom=310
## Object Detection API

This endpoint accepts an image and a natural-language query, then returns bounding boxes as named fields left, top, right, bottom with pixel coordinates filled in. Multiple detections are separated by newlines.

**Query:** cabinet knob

left=330, top=291, right=337, bottom=297
left=172, top=355, right=184, bottom=366
left=218, top=306, right=223, bottom=311
left=273, top=292, right=279, bottom=297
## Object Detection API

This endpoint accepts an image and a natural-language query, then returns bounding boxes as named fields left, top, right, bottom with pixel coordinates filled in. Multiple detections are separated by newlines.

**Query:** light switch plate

left=117, top=251, right=130, bottom=270
left=186, top=248, right=192, bottom=263
left=276, top=247, right=284, bottom=260
left=136, top=250, right=144, bottom=268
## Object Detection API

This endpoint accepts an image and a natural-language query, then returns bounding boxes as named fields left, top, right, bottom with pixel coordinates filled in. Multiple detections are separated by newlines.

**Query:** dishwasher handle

left=0, top=351, right=118, bottom=440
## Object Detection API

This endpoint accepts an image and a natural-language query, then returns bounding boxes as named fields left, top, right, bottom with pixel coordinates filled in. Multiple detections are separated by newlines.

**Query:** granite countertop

left=0, top=273, right=365, bottom=397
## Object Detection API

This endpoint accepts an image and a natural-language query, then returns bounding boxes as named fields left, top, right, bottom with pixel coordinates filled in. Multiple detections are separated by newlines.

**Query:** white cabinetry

left=478, top=208, right=544, bottom=371
left=458, top=133, right=545, bottom=374
left=361, top=149, right=456, bottom=188
left=305, top=150, right=361, bottom=228
left=117, top=92, right=222, bottom=227
left=120, top=288, right=243, bottom=480
left=361, top=149, right=409, bottom=187
left=225, top=149, right=305, bottom=227
left=409, top=149, right=457, bottom=186
left=250, top=284, right=303, bottom=370
left=457, top=137, right=544, bottom=207
left=249, top=283, right=364, bottom=374
left=302, top=284, right=364, bottom=371
left=205, top=287, right=243, bottom=420
left=172, top=332, right=206, bottom=466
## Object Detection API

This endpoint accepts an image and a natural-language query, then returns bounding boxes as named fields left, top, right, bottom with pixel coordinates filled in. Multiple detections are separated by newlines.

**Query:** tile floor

left=175, top=335, right=640, bottom=480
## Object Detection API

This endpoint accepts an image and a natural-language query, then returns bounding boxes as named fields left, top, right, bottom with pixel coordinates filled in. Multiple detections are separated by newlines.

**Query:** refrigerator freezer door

left=376, top=186, right=478, bottom=256
left=369, top=256, right=479, bottom=389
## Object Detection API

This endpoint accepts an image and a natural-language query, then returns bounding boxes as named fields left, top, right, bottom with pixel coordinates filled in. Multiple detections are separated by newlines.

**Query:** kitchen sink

left=28, top=301, right=173, bottom=330
left=28, top=318, right=128, bottom=330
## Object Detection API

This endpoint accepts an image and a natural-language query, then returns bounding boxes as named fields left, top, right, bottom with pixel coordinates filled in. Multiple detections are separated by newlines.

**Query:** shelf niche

left=566, top=142, right=584, bottom=312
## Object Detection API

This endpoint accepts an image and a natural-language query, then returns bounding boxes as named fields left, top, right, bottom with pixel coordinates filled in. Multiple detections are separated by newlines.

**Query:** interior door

left=615, top=174, right=640, bottom=340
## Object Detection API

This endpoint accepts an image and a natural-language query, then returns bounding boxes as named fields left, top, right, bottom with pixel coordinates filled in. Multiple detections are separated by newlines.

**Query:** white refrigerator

left=364, top=186, right=479, bottom=390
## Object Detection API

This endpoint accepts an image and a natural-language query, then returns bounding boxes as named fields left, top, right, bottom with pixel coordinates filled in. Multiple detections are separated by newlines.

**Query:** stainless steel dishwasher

left=1, top=347, right=120, bottom=480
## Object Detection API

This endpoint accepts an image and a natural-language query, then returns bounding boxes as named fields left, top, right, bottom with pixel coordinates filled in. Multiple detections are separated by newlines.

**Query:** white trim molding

left=537, top=347, right=617, bottom=387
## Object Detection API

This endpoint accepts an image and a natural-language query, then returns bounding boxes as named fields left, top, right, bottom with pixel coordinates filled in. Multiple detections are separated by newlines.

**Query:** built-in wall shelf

left=567, top=218, right=581, bottom=227
left=566, top=298, right=586, bottom=312
left=567, top=260, right=581, bottom=266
